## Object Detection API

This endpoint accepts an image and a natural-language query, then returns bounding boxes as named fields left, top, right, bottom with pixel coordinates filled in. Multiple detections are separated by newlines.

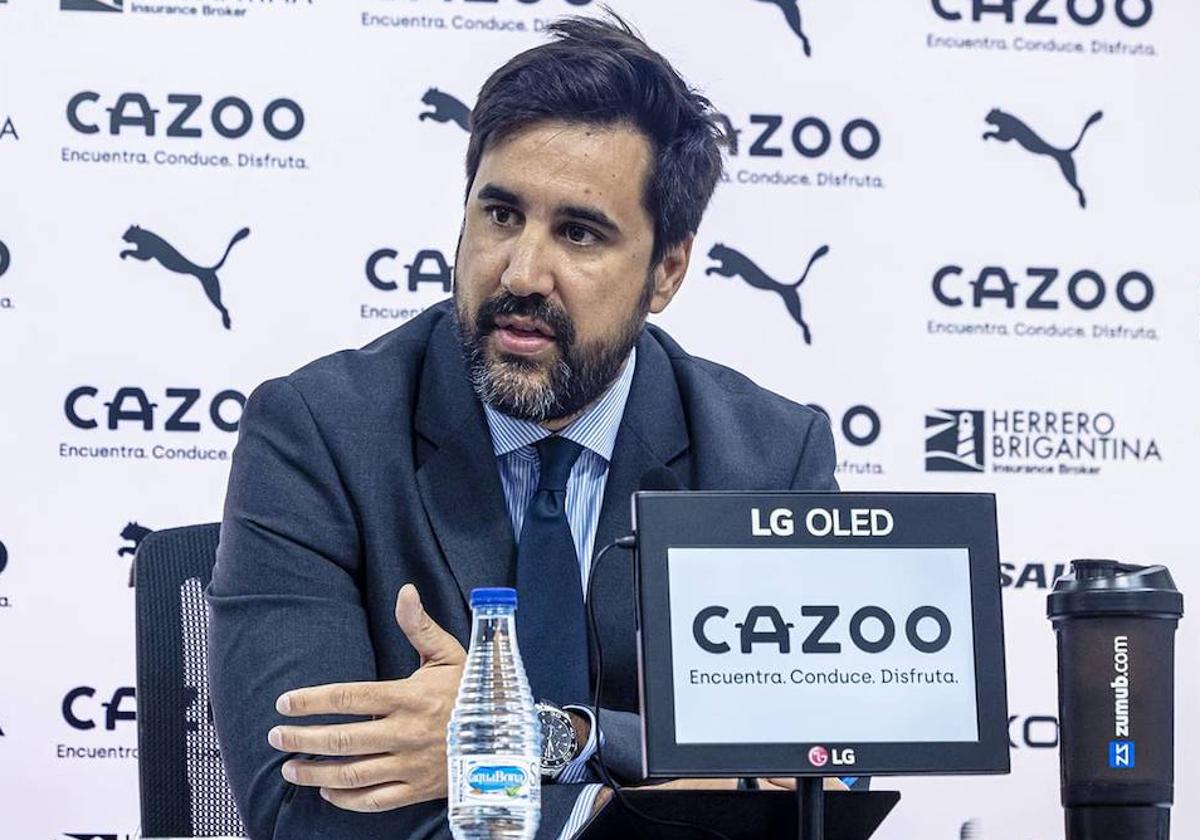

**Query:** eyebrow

left=476, top=182, right=621, bottom=235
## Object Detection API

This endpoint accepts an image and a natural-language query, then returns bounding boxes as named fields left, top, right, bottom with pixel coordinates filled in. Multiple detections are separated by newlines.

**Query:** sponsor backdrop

left=0, top=1, right=1197, bottom=838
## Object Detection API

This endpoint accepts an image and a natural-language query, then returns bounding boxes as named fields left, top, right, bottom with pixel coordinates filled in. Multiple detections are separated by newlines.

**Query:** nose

left=499, top=229, right=556, bottom=299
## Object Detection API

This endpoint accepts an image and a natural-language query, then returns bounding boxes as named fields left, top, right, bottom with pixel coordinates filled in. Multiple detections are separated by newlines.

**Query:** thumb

left=395, top=584, right=465, bottom=667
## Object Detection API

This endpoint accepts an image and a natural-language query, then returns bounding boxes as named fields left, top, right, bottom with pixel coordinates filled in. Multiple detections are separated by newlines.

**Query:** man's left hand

left=266, top=584, right=466, bottom=813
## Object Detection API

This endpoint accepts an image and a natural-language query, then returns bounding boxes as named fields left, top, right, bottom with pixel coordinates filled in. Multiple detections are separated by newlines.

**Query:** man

left=208, top=15, right=839, bottom=840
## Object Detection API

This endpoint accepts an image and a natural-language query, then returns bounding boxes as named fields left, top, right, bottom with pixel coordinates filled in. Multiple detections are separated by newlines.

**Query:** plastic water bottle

left=447, top=587, right=541, bottom=840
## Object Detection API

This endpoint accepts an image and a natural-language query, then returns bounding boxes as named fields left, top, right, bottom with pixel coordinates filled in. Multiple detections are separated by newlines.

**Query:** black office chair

left=135, top=523, right=247, bottom=838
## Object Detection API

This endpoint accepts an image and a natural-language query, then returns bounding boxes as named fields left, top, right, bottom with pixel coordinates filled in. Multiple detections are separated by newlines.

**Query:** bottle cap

left=470, top=587, right=518, bottom=608
left=1047, top=559, right=1183, bottom=620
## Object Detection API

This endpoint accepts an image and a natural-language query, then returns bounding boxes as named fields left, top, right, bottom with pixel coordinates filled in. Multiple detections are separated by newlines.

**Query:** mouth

left=492, top=315, right=557, bottom=355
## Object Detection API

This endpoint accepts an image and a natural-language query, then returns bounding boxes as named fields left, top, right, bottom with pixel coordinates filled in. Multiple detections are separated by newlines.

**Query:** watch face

left=539, top=709, right=575, bottom=766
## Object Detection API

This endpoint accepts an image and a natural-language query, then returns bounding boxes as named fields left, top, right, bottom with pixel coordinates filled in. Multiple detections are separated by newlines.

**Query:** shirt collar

left=483, top=347, right=637, bottom=462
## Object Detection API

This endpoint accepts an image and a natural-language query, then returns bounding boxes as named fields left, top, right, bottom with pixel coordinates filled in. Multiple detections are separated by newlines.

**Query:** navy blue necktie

left=515, top=435, right=590, bottom=705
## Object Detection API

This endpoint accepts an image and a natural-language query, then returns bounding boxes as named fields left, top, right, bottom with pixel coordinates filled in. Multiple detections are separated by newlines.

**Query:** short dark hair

left=465, top=14, right=725, bottom=266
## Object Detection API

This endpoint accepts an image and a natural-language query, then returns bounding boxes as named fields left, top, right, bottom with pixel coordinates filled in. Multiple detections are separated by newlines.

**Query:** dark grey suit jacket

left=208, top=300, right=837, bottom=840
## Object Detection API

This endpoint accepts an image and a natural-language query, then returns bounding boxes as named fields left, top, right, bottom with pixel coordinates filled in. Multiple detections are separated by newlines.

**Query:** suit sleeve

left=206, top=378, right=583, bottom=840
left=791, top=410, right=839, bottom=492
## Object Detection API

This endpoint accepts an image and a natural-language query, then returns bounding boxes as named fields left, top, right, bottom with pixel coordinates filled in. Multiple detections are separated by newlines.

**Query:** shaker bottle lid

left=1047, top=559, right=1183, bottom=619
left=470, top=587, right=518, bottom=608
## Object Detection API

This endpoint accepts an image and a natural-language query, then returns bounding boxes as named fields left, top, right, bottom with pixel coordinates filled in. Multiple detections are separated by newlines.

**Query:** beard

left=455, top=283, right=652, bottom=423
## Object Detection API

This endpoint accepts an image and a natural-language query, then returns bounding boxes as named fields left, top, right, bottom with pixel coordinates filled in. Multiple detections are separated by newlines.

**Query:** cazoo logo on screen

left=62, top=91, right=309, bottom=172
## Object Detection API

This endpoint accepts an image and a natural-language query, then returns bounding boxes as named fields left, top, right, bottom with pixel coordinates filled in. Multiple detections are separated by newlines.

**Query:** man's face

left=454, top=119, right=689, bottom=425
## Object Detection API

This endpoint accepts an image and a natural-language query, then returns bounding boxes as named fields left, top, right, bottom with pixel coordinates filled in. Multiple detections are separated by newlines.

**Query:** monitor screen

left=667, top=547, right=979, bottom=745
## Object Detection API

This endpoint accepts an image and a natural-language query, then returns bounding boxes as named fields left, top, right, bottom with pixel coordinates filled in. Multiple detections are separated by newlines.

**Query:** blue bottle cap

left=470, top=587, right=518, bottom=608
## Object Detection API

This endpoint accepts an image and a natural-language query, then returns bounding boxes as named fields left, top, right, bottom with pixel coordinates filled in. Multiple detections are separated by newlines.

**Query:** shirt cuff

left=555, top=783, right=605, bottom=840
left=559, top=705, right=600, bottom=783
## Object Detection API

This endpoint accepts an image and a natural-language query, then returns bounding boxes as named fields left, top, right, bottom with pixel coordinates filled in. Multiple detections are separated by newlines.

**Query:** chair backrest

left=135, top=523, right=247, bottom=838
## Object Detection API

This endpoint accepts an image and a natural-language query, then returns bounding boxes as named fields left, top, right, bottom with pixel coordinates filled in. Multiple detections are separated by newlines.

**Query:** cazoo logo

left=67, top=92, right=304, bottom=140
left=931, top=0, right=1152, bottom=27
left=366, top=247, right=453, bottom=293
left=932, top=265, right=1153, bottom=312
left=64, top=386, right=246, bottom=432
left=712, top=112, right=880, bottom=160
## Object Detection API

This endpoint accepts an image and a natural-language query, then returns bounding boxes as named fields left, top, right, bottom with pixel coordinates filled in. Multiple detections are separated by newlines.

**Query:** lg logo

left=931, top=0, right=1151, bottom=27
left=65, top=386, right=246, bottom=432
left=751, top=507, right=894, bottom=538
left=67, top=93, right=304, bottom=140
left=713, top=113, right=880, bottom=160
left=63, top=687, right=136, bottom=731
left=933, top=266, right=1154, bottom=312
left=807, top=745, right=856, bottom=767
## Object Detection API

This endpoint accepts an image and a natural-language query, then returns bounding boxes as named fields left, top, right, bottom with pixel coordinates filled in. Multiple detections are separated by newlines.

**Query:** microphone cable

left=583, top=536, right=734, bottom=840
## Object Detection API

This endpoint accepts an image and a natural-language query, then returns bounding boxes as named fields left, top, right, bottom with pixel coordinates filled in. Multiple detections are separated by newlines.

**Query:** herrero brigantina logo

left=926, top=408, right=1161, bottom=476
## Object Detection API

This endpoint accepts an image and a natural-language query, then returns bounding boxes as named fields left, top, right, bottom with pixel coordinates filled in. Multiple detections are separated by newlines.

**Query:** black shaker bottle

left=1047, top=559, right=1184, bottom=840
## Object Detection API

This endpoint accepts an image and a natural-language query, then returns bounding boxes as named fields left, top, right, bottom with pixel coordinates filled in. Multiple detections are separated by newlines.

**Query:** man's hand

left=266, top=584, right=466, bottom=813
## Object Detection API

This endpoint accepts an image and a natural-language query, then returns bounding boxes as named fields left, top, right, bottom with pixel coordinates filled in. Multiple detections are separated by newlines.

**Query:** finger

left=394, top=584, right=466, bottom=666
left=320, top=781, right=418, bottom=813
left=277, top=681, right=399, bottom=717
left=282, top=753, right=401, bottom=790
left=761, top=777, right=796, bottom=791
left=268, top=719, right=392, bottom=757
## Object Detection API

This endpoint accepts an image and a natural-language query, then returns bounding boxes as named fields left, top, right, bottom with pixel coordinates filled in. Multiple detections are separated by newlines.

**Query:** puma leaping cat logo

left=706, top=243, right=829, bottom=344
left=419, top=88, right=471, bottom=133
left=120, top=225, right=249, bottom=329
left=756, top=0, right=812, bottom=56
left=983, top=108, right=1103, bottom=208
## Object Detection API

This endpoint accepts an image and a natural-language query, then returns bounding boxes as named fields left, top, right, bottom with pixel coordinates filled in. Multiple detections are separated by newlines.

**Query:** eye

left=487, top=205, right=520, bottom=227
left=563, top=222, right=600, bottom=246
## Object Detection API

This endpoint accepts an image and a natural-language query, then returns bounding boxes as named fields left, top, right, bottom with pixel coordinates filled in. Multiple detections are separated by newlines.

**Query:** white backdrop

left=1, top=1, right=1197, bottom=838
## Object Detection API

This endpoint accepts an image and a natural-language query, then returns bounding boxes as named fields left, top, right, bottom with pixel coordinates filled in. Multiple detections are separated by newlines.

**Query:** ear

left=647, top=234, right=694, bottom=315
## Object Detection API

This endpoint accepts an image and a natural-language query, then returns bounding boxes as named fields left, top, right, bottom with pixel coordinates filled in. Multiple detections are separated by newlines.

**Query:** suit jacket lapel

left=593, top=328, right=690, bottom=557
left=415, top=316, right=517, bottom=606
left=590, top=329, right=689, bottom=710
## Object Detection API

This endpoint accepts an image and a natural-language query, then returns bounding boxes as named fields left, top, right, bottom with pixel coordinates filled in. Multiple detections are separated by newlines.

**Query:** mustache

left=476, top=293, right=576, bottom=348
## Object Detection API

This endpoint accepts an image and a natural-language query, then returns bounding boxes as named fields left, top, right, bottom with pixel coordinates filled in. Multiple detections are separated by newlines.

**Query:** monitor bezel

left=633, top=491, right=1010, bottom=778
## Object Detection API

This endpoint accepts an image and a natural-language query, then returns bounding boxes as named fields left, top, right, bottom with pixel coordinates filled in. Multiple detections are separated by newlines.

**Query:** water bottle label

left=450, top=755, right=540, bottom=807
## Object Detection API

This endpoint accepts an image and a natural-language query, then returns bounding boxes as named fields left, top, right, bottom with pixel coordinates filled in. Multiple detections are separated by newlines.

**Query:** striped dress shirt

left=482, top=348, right=636, bottom=838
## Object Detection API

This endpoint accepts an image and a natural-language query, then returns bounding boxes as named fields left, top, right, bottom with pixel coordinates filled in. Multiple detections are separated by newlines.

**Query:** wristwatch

left=535, top=701, right=580, bottom=779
